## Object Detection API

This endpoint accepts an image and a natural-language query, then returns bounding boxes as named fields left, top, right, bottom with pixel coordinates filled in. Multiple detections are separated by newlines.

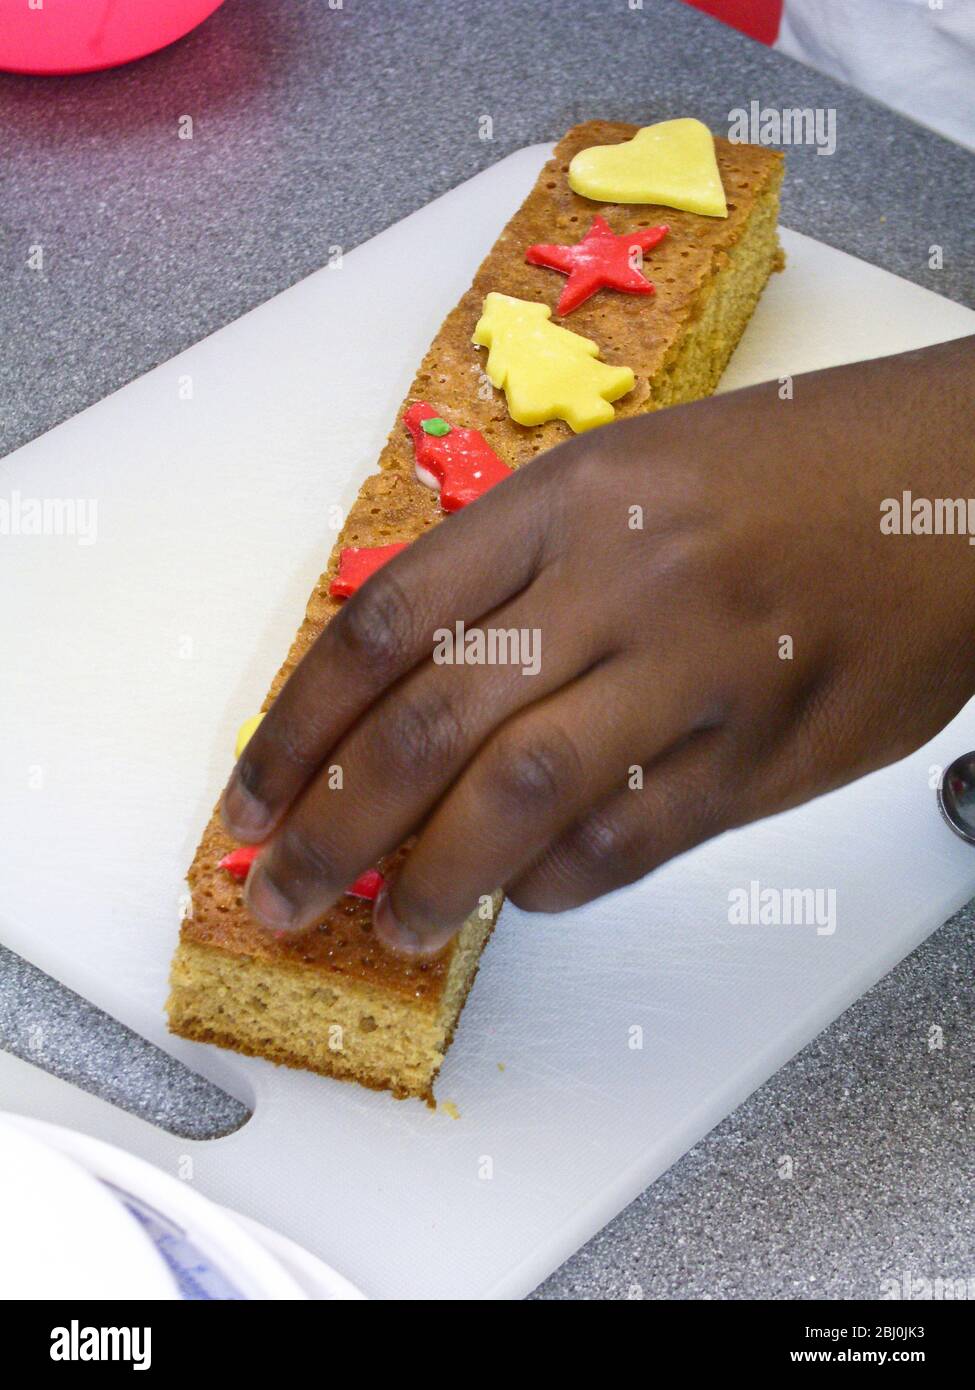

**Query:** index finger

left=221, top=460, right=550, bottom=843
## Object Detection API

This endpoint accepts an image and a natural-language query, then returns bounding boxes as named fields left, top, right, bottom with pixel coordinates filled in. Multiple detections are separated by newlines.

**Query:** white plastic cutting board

left=2, top=146, right=975, bottom=1301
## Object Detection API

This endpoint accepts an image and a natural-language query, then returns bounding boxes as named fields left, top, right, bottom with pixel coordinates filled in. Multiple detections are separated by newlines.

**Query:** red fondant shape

left=218, top=845, right=259, bottom=881
left=329, top=542, right=408, bottom=599
left=526, top=216, right=669, bottom=315
left=348, top=868, right=384, bottom=901
left=404, top=402, right=510, bottom=512
left=219, top=846, right=386, bottom=905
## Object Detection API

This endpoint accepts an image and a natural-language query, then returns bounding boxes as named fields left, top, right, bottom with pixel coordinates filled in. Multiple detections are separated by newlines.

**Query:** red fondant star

left=526, top=216, right=669, bottom=316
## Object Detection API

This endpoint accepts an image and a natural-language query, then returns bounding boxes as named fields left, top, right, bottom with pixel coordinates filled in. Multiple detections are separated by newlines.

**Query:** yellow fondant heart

left=568, top=118, right=727, bottom=218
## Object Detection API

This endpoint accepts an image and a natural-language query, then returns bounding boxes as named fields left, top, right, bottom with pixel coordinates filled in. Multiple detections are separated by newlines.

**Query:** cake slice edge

left=168, top=891, right=501, bottom=1104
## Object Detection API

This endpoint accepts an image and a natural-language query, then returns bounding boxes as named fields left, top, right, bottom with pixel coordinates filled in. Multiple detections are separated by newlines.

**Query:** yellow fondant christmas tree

left=472, top=292, right=634, bottom=433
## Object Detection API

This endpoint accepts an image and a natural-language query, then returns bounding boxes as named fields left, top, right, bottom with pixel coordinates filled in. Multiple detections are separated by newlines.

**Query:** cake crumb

left=497, top=1062, right=506, bottom=1072
left=440, top=1100, right=461, bottom=1120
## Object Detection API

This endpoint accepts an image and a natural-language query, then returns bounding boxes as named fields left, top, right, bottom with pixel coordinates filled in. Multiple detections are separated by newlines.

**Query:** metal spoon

left=937, top=752, right=975, bottom=845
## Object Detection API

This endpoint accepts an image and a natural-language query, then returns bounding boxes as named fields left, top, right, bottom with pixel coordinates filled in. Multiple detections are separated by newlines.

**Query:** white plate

left=0, top=1115, right=178, bottom=1300
left=224, top=1209, right=366, bottom=1300
left=3, top=1114, right=307, bottom=1300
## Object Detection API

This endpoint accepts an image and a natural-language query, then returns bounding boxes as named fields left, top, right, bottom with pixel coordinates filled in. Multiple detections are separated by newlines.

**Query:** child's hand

left=222, top=336, right=975, bottom=953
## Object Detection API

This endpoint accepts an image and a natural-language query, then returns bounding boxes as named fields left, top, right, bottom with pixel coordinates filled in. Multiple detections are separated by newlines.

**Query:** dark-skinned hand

left=221, top=335, right=975, bottom=954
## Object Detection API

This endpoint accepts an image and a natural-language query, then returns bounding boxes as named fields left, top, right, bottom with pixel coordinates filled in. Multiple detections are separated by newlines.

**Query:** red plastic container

left=0, top=0, right=227, bottom=76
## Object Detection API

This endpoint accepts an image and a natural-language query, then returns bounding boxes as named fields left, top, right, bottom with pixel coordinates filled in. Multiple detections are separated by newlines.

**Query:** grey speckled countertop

left=1, top=0, right=973, bottom=1299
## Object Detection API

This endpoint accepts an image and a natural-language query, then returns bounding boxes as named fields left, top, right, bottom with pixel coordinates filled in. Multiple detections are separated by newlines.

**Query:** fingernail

left=245, top=861, right=298, bottom=931
left=222, top=776, right=271, bottom=841
left=372, top=884, right=455, bottom=958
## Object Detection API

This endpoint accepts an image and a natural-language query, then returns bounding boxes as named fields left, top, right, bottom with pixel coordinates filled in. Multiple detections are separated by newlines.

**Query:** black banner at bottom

left=4, top=1297, right=972, bottom=1372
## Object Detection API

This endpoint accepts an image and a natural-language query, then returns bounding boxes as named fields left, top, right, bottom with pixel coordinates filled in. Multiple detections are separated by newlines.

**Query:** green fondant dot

left=421, top=417, right=451, bottom=436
